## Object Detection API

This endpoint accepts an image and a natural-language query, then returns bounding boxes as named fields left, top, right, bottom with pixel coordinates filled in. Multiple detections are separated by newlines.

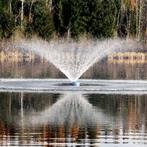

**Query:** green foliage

left=70, top=0, right=87, bottom=38
left=0, top=0, right=145, bottom=40
left=0, top=10, right=15, bottom=38
left=27, top=1, right=55, bottom=39
left=53, top=0, right=116, bottom=38
left=53, top=0, right=64, bottom=35
left=53, top=0, right=75, bottom=36
left=0, top=0, right=9, bottom=10
left=129, top=10, right=137, bottom=36
left=86, top=0, right=116, bottom=38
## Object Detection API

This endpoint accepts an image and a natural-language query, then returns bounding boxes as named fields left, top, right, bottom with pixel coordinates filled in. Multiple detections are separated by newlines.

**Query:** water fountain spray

left=15, top=38, right=142, bottom=86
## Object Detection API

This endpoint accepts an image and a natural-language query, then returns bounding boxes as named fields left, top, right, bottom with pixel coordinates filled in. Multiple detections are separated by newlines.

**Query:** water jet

left=15, top=38, right=142, bottom=83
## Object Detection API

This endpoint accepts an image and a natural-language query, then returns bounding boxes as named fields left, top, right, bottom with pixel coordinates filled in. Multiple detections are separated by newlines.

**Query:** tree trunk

left=136, top=0, right=139, bottom=39
left=21, top=0, right=24, bottom=30
left=9, top=0, right=12, bottom=17
left=143, top=0, right=147, bottom=44
left=127, top=11, right=131, bottom=38
left=29, top=0, right=34, bottom=22
left=46, top=0, right=48, bottom=7
left=136, top=0, right=142, bottom=41
left=138, top=0, right=142, bottom=41
left=67, top=27, right=71, bottom=39
left=49, top=0, right=52, bottom=12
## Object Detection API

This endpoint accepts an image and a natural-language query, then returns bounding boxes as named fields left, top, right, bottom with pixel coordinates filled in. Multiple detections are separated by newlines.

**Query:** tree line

left=0, top=0, right=146, bottom=41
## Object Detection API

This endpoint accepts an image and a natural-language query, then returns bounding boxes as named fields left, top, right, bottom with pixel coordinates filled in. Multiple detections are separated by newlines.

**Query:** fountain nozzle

left=70, top=81, right=80, bottom=87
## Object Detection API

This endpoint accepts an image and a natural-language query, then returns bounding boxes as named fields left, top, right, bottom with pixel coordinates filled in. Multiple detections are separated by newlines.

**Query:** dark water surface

left=0, top=60, right=147, bottom=146
left=0, top=92, right=147, bottom=146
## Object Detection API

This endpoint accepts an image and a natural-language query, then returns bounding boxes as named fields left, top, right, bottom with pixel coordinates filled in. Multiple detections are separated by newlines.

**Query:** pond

left=0, top=92, right=147, bottom=146
left=0, top=60, right=147, bottom=146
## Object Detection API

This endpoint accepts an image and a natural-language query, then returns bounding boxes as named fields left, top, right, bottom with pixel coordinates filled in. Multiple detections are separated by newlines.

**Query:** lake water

left=0, top=92, right=147, bottom=147
left=0, top=60, right=147, bottom=146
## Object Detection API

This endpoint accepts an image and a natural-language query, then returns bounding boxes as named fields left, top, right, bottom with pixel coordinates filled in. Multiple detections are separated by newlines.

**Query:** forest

left=0, top=0, right=146, bottom=42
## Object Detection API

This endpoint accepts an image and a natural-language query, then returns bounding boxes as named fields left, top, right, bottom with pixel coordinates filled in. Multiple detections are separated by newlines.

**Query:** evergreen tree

left=53, top=0, right=117, bottom=38
left=0, top=0, right=146, bottom=41
left=0, top=1, right=15, bottom=38
left=70, top=0, right=87, bottom=38
left=52, top=0, right=65, bottom=36
left=86, top=0, right=116, bottom=38
left=27, top=1, right=55, bottom=39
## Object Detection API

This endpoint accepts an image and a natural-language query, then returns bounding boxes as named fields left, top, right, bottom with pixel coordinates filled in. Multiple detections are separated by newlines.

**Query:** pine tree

left=69, top=0, right=87, bottom=38
left=52, top=0, right=65, bottom=36
left=0, top=0, right=15, bottom=38
left=26, top=0, right=55, bottom=39
left=86, top=0, right=116, bottom=38
left=0, top=10, right=15, bottom=38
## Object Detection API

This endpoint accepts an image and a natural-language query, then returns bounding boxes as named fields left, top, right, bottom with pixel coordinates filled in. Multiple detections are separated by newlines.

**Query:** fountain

left=0, top=37, right=146, bottom=93
left=16, top=38, right=142, bottom=86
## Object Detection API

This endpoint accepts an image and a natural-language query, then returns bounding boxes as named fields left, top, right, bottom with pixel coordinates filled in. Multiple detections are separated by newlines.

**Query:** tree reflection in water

left=0, top=92, right=147, bottom=146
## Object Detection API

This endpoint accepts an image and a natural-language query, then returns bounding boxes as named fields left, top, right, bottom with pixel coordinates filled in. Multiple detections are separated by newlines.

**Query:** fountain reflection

left=20, top=92, right=112, bottom=127
left=0, top=92, right=147, bottom=146
left=14, top=92, right=113, bottom=146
